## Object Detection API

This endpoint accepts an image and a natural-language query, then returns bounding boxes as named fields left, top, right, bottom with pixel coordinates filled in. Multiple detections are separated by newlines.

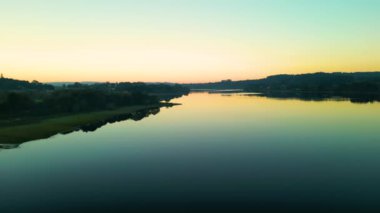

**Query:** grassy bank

left=0, top=103, right=174, bottom=145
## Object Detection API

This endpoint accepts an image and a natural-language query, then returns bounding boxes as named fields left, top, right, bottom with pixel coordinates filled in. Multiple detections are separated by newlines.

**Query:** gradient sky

left=1, top=0, right=379, bottom=83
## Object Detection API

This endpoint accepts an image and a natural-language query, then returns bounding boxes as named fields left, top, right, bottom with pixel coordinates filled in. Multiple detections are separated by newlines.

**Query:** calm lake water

left=1, top=92, right=380, bottom=212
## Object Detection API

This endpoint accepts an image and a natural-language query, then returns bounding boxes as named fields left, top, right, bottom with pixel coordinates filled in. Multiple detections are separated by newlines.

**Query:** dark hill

left=246, top=72, right=380, bottom=92
left=184, top=72, right=380, bottom=93
left=0, top=77, right=54, bottom=91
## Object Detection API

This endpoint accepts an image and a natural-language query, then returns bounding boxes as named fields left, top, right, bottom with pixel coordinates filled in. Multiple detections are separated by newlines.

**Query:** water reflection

left=78, top=108, right=161, bottom=133
left=1, top=92, right=380, bottom=212
left=0, top=107, right=164, bottom=150
left=0, top=143, right=20, bottom=150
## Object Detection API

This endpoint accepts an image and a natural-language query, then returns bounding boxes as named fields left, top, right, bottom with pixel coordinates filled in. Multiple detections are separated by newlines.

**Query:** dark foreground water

left=1, top=92, right=380, bottom=212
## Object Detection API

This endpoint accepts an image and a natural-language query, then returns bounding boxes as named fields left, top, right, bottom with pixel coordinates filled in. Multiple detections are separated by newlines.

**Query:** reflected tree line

left=78, top=107, right=161, bottom=133
left=0, top=107, right=164, bottom=150
left=246, top=91, right=380, bottom=103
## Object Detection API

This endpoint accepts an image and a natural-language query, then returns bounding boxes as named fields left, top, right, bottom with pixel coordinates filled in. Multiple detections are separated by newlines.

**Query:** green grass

left=0, top=103, right=173, bottom=145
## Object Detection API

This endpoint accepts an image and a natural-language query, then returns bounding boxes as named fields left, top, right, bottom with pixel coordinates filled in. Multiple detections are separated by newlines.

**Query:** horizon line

left=2, top=70, right=380, bottom=84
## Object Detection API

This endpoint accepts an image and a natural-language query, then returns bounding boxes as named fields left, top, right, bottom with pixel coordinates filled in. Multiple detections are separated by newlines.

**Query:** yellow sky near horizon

left=1, top=0, right=379, bottom=83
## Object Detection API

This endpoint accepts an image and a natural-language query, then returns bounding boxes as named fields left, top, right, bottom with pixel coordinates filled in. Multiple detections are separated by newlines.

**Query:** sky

left=0, top=0, right=379, bottom=83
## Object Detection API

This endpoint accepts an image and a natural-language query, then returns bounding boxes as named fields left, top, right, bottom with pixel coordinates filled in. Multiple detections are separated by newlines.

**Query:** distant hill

left=47, top=82, right=177, bottom=87
left=183, top=79, right=254, bottom=90
left=0, top=77, right=54, bottom=91
left=47, top=82, right=100, bottom=87
left=184, top=72, right=380, bottom=93
left=246, top=72, right=380, bottom=93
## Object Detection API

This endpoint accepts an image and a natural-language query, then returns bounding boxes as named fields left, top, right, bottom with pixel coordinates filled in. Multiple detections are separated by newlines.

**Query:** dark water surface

left=1, top=92, right=380, bottom=212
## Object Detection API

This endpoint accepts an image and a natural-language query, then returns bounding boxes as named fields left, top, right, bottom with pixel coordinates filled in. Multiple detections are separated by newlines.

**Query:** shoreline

left=0, top=102, right=177, bottom=146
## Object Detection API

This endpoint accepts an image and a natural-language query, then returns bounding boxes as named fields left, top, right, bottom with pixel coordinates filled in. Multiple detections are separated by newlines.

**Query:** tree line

left=0, top=78, right=189, bottom=119
left=183, top=72, right=380, bottom=93
left=245, top=72, right=380, bottom=93
left=0, top=77, right=54, bottom=91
